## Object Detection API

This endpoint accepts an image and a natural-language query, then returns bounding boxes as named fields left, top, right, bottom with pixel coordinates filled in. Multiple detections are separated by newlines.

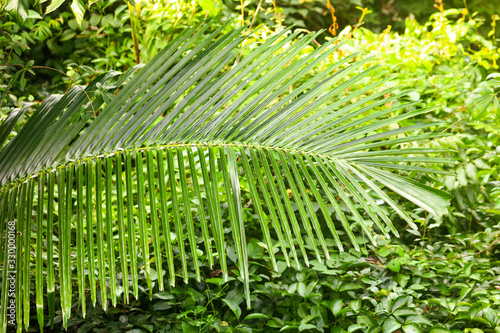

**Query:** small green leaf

left=393, top=309, right=416, bottom=316
left=457, top=167, right=467, bottom=186
left=299, top=323, right=318, bottom=331
left=222, top=298, right=241, bottom=320
left=406, top=315, right=431, bottom=325
left=470, top=330, right=484, bottom=333
left=243, top=313, right=269, bottom=320
left=444, top=176, right=456, bottom=191
left=331, top=299, right=343, bottom=316
left=153, top=292, right=174, bottom=300
left=472, top=316, right=492, bottom=325
left=378, top=246, right=392, bottom=257
left=383, top=317, right=402, bottom=333
left=408, top=91, right=420, bottom=101
left=27, top=9, right=42, bottom=19
left=46, top=0, right=66, bottom=14
left=340, top=283, right=363, bottom=291
left=348, top=325, right=365, bottom=332
left=392, top=296, right=410, bottom=311
left=200, top=0, right=222, bottom=16
left=71, top=0, right=87, bottom=26
left=297, top=282, right=307, bottom=297
left=465, top=163, right=477, bottom=182
left=153, top=302, right=172, bottom=311
left=428, top=327, right=450, bottom=332
left=349, top=299, right=361, bottom=312
left=402, top=324, right=422, bottom=333
left=388, top=259, right=401, bottom=272
left=397, top=273, right=410, bottom=288
left=20, top=71, right=27, bottom=89
left=459, top=287, right=472, bottom=300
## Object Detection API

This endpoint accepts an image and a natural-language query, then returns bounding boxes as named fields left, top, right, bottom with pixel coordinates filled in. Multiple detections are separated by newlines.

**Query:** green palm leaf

left=0, top=24, right=453, bottom=331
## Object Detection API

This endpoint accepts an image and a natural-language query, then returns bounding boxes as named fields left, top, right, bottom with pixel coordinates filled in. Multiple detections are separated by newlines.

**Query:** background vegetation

left=1, top=0, right=499, bottom=332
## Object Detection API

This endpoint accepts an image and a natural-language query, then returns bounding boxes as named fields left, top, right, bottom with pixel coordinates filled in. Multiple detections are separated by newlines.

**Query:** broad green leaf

left=70, top=0, right=87, bottom=26
left=482, top=308, right=499, bottom=326
left=5, top=0, right=30, bottom=21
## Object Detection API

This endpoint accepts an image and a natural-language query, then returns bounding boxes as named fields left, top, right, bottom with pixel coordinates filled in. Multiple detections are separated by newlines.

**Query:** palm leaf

left=0, top=24, right=453, bottom=331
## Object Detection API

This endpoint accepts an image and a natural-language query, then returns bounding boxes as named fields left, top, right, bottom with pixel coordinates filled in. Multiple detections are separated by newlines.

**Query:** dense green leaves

left=6, top=0, right=88, bottom=25
left=35, top=231, right=500, bottom=332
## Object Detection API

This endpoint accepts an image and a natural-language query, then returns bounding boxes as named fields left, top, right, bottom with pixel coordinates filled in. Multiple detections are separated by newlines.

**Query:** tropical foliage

left=0, top=17, right=456, bottom=331
left=1, top=0, right=500, bottom=332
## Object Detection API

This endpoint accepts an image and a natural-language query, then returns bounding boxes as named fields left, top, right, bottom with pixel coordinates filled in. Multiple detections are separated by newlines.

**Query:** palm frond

left=0, top=24, right=453, bottom=331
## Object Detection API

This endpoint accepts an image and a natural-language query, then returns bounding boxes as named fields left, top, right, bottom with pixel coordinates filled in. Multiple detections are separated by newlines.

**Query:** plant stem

left=128, top=2, right=141, bottom=65
left=240, top=0, right=244, bottom=27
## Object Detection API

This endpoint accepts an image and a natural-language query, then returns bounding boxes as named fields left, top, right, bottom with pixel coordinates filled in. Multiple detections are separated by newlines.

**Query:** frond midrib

left=0, top=141, right=344, bottom=193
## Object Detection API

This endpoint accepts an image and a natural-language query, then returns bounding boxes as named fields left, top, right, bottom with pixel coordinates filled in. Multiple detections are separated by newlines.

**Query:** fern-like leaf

left=0, top=24, right=453, bottom=331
